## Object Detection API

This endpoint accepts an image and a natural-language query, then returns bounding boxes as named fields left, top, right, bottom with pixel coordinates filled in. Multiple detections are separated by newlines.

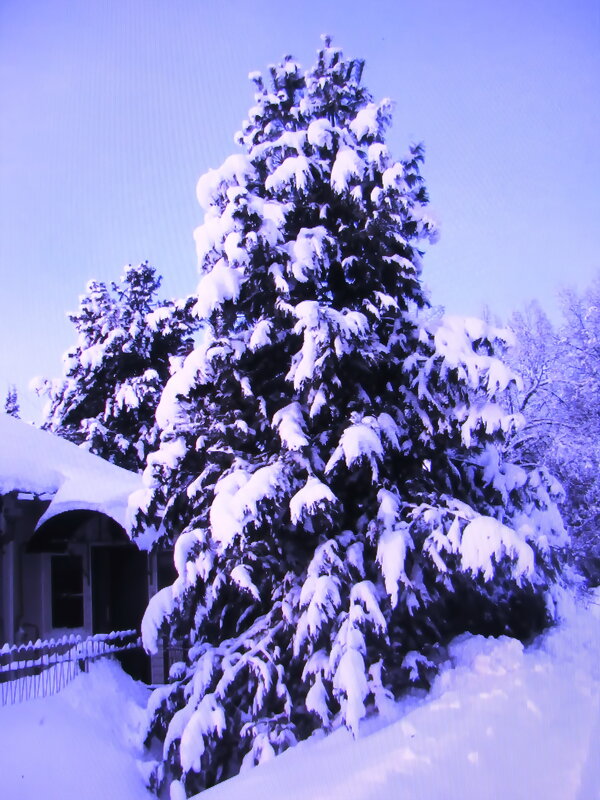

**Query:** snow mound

left=0, top=659, right=153, bottom=800
left=446, top=633, right=524, bottom=676
left=198, top=597, right=600, bottom=800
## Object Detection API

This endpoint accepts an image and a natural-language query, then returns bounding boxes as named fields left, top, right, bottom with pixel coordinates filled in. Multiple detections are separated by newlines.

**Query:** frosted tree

left=557, top=280, right=600, bottom=574
left=134, top=40, right=567, bottom=797
left=507, top=285, right=600, bottom=582
left=38, top=262, right=196, bottom=472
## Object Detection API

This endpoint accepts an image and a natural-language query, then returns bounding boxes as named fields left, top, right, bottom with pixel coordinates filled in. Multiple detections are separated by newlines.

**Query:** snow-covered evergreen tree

left=134, top=40, right=567, bottom=797
left=38, top=262, right=196, bottom=472
left=4, top=384, right=20, bottom=418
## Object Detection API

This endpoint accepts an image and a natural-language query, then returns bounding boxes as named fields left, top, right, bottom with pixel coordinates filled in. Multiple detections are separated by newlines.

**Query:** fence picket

left=0, top=630, right=142, bottom=706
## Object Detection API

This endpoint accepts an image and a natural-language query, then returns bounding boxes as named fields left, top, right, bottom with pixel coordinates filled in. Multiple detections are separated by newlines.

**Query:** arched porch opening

left=27, top=510, right=150, bottom=681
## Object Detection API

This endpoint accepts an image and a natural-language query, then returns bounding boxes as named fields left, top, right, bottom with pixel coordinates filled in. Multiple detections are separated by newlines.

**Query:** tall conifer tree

left=135, top=41, right=566, bottom=796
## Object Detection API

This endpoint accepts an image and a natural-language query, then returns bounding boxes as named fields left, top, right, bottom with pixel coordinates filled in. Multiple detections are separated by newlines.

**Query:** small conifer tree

left=4, top=385, right=20, bottom=418
left=134, top=40, right=567, bottom=797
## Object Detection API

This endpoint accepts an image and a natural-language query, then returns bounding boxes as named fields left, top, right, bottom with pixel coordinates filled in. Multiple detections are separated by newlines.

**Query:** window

left=51, top=554, right=84, bottom=628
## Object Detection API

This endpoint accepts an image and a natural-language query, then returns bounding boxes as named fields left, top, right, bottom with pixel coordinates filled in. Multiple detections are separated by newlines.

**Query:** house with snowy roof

left=0, top=414, right=173, bottom=681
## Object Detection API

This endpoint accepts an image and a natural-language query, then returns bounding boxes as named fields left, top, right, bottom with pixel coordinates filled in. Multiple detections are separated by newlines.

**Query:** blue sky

left=1, top=0, right=598, bottom=419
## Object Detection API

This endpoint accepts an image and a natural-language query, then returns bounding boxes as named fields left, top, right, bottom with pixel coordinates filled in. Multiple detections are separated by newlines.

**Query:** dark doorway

left=91, top=545, right=150, bottom=682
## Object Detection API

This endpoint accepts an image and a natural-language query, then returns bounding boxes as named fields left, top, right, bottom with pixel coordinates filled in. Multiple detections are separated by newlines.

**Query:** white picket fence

left=0, top=629, right=141, bottom=705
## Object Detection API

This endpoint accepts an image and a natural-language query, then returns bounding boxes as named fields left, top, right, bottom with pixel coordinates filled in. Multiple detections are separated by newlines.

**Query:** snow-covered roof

left=0, top=414, right=143, bottom=531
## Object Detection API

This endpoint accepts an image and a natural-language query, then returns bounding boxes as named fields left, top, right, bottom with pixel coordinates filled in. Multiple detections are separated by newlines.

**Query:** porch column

left=2, top=541, right=15, bottom=644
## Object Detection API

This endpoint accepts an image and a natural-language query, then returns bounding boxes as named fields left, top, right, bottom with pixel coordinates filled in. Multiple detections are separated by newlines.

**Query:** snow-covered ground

left=201, top=591, right=600, bottom=800
left=0, top=659, right=154, bottom=800
left=1, top=592, right=598, bottom=800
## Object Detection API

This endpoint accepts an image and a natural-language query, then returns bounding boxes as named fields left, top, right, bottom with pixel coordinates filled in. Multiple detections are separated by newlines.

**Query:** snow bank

left=0, top=414, right=142, bottom=530
left=199, top=595, right=600, bottom=800
left=0, top=659, right=153, bottom=800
